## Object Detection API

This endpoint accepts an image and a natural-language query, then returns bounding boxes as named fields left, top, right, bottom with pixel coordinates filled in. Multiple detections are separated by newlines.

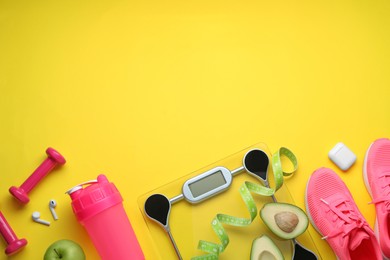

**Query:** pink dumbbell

left=0, top=211, right=27, bottom=255
left=9, top=147, right=66, bottom=204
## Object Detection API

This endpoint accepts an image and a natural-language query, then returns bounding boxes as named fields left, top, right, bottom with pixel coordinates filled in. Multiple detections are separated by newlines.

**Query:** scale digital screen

left=188, top=170, right=227, bottom=198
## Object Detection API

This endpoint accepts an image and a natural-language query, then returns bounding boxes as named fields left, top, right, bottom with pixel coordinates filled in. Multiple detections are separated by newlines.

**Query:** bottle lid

left=66, top=174, right=123, bottom=223
left=66, top=180, right=98, bottom=195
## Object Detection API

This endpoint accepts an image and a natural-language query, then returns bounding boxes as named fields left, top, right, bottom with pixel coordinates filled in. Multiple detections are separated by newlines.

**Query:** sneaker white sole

left=304, top=170, right=340, bottom=260
left=363, top=142, right=374, bottom=198
left=304, top=172, right=323, bottom=237
left=363, top=141, right=389, bottom=260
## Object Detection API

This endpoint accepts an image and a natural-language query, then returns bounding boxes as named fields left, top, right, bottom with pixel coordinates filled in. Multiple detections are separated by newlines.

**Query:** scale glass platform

left=138, top=142, right=323, bottom=259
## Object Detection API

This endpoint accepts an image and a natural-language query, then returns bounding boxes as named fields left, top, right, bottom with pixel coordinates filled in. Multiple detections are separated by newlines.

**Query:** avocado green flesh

left=259, top=251, right=276, bottom=260
left=250, top=235, right=284, bottom=260
left=260, top=202, right=308, bottom=240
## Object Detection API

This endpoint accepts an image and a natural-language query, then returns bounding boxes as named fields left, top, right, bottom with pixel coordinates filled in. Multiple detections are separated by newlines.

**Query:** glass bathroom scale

left=137, top=142, right=324, bottom=259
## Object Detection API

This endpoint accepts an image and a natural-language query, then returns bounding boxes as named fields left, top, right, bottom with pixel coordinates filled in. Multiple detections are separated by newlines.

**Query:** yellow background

left=0, top=0, right=389, bottom=259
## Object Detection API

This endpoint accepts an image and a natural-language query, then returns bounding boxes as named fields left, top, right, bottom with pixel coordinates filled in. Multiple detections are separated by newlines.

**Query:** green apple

left=44, top=239, right=86, bottom=260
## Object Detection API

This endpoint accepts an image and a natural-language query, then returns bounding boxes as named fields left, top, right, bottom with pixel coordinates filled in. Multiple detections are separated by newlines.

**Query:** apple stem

left=54, top=248, right=61, bottom=257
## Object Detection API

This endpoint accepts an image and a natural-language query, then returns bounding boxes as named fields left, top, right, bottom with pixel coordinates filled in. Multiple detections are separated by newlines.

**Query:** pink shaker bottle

left=66, top=174, right=144, bottom=260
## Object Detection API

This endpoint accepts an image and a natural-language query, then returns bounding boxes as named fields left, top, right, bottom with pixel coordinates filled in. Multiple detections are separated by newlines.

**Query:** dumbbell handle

left=0, top=211, right=27, bottom=255
left=19, top=157, right=58, bottom=193
left=9, top=147, right=66, bottom=204
left=0, top=212, right=18, bottom=244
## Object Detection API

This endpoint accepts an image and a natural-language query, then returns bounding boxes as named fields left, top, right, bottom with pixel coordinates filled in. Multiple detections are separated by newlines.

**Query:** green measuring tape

left=191, top=147, right=298, bottom=260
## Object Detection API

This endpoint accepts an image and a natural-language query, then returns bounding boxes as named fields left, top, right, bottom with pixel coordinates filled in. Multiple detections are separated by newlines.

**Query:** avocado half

left=260, top=202, right=308, bottom=240
left=250, top=235, right=284, bottom=260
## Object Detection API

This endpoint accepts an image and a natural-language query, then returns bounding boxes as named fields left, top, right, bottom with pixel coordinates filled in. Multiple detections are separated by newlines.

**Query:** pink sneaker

left=364, top=138, right=390, bottom=259
left=306, top=167, right=382, bottom=260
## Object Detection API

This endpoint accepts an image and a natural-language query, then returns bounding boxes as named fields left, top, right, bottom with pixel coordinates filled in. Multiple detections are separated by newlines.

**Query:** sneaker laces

left=320, top=197, right=368, bottom=242
left=369, top=172, right=390, bottom=211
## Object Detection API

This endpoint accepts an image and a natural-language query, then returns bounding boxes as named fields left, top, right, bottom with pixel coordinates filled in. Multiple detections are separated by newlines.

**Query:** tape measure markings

left=191, top=147, right=298, bottom=260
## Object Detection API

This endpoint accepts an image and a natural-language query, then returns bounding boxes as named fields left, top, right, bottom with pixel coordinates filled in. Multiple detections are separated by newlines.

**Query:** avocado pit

left=274, top=211, right=299, bottom=233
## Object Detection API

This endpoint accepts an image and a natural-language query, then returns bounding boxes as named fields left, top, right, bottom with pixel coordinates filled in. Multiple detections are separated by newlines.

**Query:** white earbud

left=49, top=199, right=58, bottom=220
left=32, top=211, right=50, bottom=226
